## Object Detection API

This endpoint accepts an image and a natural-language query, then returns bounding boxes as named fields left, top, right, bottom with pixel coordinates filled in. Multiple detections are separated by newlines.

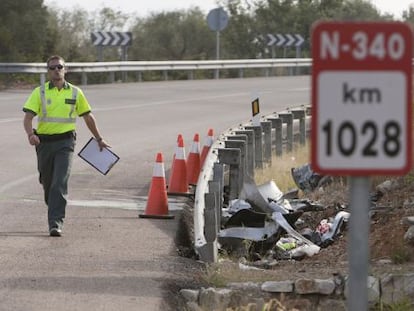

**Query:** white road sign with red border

left=311, top=22, right=412, bottom=175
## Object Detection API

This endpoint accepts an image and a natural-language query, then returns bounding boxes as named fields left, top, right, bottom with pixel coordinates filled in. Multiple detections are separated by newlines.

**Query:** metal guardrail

left=0, top=58, right=312, bottom=84
left=194, top=106, right=311, bottom=262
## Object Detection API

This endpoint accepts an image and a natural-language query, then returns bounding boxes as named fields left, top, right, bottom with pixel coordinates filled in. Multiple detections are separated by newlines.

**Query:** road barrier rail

left=194, top=106, right=311, bottom=262
left=0, top=58, right=312, bottom=84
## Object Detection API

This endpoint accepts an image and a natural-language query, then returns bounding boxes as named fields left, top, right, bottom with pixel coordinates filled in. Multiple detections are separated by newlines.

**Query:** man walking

left=23, top=55, right=109, bottom=237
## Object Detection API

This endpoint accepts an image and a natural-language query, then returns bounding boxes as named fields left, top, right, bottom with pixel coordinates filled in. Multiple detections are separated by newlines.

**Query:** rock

left=185, top=302, right=203, bottom=311
left=180, top=289, right=199, bottom=303
left=294, top=278, right=335, bottom=295
left=344, top=276, right=380, bottom=304
left=404, top=225, right=414, bottom=244
left=318, top=298, right=346, bottom=311
left=380, top=273, right=414, bottom=305
left=261, top=280, right=294, bottom=293
left=402, top=216, right=414, bottom=226
left=198, top=287, right=232, bottom=310
left=376, top=179, right=401, bottom=195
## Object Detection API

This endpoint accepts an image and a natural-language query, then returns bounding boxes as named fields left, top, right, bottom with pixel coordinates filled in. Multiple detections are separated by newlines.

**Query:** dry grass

left=254, top=144, right=310, bottom=193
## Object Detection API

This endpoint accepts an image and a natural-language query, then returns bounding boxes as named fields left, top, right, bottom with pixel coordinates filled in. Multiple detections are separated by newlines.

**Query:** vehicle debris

left=217, top=164, right=350, bottom=268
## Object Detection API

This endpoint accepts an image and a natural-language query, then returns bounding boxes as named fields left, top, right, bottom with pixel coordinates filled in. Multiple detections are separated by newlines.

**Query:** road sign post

left=207, top=7, right=229, bottom=79
left=251, top=95, right=260, bottom=126
left=311, top=21, right=412, bottom=311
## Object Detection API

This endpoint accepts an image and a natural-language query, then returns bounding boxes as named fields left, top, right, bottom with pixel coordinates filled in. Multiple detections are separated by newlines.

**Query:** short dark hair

left=46, top=55, right=65, bottom=67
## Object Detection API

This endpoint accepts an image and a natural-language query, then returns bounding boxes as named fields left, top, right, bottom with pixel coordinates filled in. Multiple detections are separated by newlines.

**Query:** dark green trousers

left=36, top=137, right=75, bottom=230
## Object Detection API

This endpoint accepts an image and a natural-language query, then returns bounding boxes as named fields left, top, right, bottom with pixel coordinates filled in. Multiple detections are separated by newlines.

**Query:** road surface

left=0, top=76, right=309, bottom=310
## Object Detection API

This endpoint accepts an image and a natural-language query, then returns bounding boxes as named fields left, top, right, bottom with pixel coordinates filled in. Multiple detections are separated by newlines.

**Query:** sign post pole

left=311, top=21, right=412, bottom=310
left=348, top=176, right=370, bottom=310
left=207, top=7, right=229, bottom=79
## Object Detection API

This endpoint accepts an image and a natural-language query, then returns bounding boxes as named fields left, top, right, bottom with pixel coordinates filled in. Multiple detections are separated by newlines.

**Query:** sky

left=44, top=0, right=414, bottom=20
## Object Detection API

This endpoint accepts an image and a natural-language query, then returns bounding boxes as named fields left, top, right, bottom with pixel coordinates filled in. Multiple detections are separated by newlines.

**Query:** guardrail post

left=291, top=109, right=306, bottom=145
left=137, top=72, right=142, bottom=82
left=122, top=72, right=127, bottom=83
left=81, top=72, right=87, bottom=86
left=109, top=72, right=115, bottom=84
left=234, top=130, right=254, bottom=178
left=305, top=105, right=312, bottom=116
left=267, top=117, right=283, bottom=157
left=203, top=192, right=218, bottom=263
left=279, top=112, right=293, bottom=152
left=214, top=69, right=219, bottom=80
left=224, top=140, right=246, bottom=193
left=261, top=121, right=272, bottom=166
left=218, top=148, right=241, bottom=201
left=213, top=162, right=224, bottom=210
left=163, top=70, right=168, bottom=81
left=226, top=135, right=248, bottom=174
left=245, top=126, right=263, bottom=169
left=208, top=180, right=222, bottom=233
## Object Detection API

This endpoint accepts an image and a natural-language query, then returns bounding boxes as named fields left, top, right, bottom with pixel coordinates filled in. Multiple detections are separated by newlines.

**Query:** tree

left=0, top=0, right=50, bottom=61
left=46, top=7, right=92, bottom=61
left=402, top=6, right=414, bottom=24
left=221, top=0, right=257, bottom=59
left=337, top=0, right=383, bottom=21
left=129, top=9, right=215, bottom=61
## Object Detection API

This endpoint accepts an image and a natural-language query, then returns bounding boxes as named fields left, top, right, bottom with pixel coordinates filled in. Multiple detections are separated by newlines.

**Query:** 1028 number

left=322, top=120, right=400, bottom=157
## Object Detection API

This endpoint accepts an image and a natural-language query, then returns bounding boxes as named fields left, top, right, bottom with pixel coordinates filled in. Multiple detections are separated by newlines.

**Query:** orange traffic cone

left=168, top=135, right=190, bottom=196
left=200, top=128, right=214, bottom=167
left=187, top=133, right=201, bottom=185
left=170, top=134, right=182, bottom=175
left=139, top=152, right=174, bottom=219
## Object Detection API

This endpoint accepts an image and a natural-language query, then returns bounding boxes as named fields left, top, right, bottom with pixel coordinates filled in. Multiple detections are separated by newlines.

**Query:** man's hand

left=28, top=134, right=40, bottom=146
left=96, top=137, right=110, bottom=151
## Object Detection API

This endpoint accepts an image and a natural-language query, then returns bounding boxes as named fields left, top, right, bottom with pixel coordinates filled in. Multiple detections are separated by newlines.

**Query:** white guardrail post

left=194, top=105, right=311, bottom=262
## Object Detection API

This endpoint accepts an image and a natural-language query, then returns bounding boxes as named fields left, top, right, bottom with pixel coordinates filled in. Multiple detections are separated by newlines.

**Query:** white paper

left=78, top=138, right=119, bottom=175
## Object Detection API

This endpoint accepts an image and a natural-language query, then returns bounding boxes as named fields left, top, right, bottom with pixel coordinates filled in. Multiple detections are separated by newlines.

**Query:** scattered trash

left=276, top=237, right=297, bottom=251
left=217, top=164, right=352, bottom=267
left=258, top=180, right=284, bottom=203
left=301, top=211, right=350, bottom=247
left=316, top=219, right=331, bottom=235
left=291, top=163, right=332, bottom=193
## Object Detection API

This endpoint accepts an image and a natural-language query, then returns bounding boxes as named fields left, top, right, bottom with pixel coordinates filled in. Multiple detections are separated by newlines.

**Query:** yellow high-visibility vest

left=23, top=81, right=91, bottom=135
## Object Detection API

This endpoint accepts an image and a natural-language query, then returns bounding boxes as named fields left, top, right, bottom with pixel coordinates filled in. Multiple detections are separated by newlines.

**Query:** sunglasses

left=48, top=64, right=64, bottom=70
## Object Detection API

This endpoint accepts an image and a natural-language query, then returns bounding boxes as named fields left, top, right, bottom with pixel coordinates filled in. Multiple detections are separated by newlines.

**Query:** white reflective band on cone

left=152, top=162, right=165, bottom=178
left=175, top=147, right=186, bottom=160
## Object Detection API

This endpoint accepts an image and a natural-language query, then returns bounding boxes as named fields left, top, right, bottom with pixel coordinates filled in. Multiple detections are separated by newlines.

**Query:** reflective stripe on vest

left=38, top=84, right=78, bottom=123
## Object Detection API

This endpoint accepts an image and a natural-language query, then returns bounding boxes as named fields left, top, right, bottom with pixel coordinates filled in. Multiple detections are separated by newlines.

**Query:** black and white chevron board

left=266, top=33, right=305, bottom=47
left=91, top=31, right=132, bottom=46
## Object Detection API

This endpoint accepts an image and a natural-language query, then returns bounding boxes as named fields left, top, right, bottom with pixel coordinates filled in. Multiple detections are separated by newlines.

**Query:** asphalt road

left=0, top=76, right=309, bottom=310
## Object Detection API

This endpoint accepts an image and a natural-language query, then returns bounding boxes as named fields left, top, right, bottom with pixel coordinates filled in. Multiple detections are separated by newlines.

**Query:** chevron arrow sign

left=91, top=31, right=132, bottom=46
left=276, top=33, right=286, bottom=47
left=264, top=33, right=305, bottom=47
left=266, top=33, right=277, bottom=46
left=293, top=34, right=304, bottom=47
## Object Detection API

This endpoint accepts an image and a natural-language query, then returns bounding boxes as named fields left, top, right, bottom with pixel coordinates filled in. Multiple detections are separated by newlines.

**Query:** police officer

left=23, top=55, right=109, bottom=237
